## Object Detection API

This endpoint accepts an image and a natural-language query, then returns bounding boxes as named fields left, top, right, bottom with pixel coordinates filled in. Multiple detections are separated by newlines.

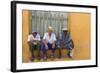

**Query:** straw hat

left=48, top=26, right=53, bottom=31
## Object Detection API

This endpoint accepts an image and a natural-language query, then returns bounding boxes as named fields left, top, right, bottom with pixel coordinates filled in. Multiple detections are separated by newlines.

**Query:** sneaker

left=67, top=53, right=72, bottom=58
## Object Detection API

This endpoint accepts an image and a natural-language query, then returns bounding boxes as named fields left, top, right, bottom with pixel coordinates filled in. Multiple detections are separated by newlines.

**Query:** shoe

left=67, top=53, right=72, bottom=58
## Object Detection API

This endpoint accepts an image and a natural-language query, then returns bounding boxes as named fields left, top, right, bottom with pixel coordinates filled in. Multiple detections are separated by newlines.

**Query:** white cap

left=62, top=28, right=68, bottom=31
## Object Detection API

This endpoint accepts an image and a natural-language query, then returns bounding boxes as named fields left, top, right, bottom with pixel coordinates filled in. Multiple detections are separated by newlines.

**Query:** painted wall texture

left=22, top=11, right=91, bottom=62
left=22, top=10, right=30, bottom=62
left=69, top=13, right=91, bottom=60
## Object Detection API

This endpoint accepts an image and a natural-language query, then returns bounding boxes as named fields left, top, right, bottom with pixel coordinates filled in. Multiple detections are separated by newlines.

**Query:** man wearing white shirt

left=27, top=30, right=41, bottom=61
left=42, top=26, right=57, bottom=60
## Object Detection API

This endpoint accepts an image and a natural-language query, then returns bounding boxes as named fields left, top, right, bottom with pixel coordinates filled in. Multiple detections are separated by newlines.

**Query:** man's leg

left=48, top=43, right=56, bottom=58
left=36, top=44, right=41, bottom=60
left=67, top=49, right=73, bottom=58
left=51, top=47, right=56, bottom=58
left=29, top=42, right=35, bottom=61
left=42, top=44, right=47, bottom=60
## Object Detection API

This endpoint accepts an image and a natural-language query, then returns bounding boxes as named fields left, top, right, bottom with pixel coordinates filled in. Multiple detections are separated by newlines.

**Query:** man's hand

left=43, top=40, right=48, bottom=49
left=32, top=40, right=38, bottom=45
left=52, top=43, right=55, bottom=48
left=45, top=44, right=48, bottom=49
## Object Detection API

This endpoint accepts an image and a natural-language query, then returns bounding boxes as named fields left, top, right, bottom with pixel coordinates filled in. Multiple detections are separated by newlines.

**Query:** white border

left=16, top=4, right=96, bottom=70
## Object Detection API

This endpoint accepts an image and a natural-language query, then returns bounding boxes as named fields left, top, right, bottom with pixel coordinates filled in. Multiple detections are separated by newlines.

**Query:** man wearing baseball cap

left=27, top=29, right=41, bottom=61
left=61, top=28, right=74, bottom=58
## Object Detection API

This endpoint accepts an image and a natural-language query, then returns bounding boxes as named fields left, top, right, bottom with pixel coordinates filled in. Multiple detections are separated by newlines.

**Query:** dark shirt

left=61, top=31, right=74, bottom=50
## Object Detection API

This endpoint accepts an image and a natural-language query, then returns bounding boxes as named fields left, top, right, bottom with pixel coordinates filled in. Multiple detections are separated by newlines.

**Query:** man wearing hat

left=61, top=28, right=74, bottom=58
left=27, top=29, right=41, bottom=61
left=42, top=26, right=57, bottom=60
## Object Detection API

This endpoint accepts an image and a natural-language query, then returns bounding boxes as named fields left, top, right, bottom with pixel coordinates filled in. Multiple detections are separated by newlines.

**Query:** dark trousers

left=28, top=42, right=41, bottom=59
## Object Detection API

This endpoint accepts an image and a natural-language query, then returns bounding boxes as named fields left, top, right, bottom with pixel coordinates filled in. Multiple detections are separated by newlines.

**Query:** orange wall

left=22, top=10, right=30, bottom=62
left=69, top=13, right=91, bottom=60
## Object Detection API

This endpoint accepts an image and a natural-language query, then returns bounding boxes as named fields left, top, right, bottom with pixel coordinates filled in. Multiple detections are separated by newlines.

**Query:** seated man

left=61, top=28, right=74, bottom=58
left=42, top=26, right=57, bottom=60
left=27, top=30, right=41, bottom=61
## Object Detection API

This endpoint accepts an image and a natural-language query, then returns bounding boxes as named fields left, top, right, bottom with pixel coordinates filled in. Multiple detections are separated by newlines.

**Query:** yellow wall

left=22, top=10, right=30, bottom=62
left=69, top=13, right=91, bottom=60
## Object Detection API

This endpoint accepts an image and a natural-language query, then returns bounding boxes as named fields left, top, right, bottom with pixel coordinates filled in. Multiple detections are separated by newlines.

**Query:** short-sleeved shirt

left=43, top=32, right=57, bottom=44
left=27, top=34, right=41, bottom=42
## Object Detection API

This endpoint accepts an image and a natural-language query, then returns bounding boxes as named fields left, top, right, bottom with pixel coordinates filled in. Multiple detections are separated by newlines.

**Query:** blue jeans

left=42, top=43, right=56, bottom=58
